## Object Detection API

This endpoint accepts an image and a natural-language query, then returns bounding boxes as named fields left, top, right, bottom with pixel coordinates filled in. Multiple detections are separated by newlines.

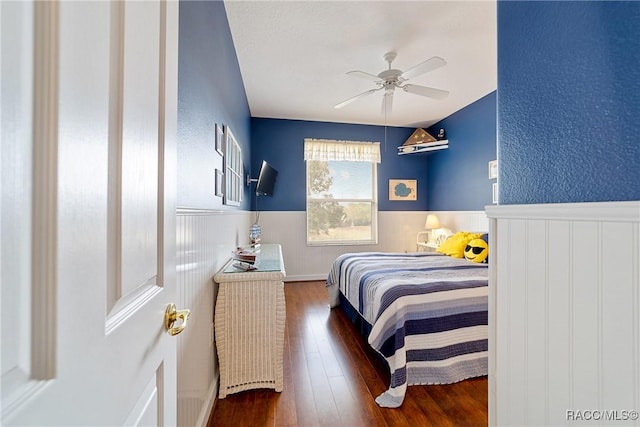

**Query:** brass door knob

left=165, top=303, right=191, bottom=336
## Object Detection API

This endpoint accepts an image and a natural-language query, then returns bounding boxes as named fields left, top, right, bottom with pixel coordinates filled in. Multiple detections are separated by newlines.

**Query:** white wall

left=176, top=209, right=251, bottom=427
left=486, top=201, right=640, bottom=427
left=257, top=210, right=489, bottom=281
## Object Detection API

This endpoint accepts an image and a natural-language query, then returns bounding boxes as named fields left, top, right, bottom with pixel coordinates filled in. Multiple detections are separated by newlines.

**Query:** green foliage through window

left=306, top=160, right=377, bottom=245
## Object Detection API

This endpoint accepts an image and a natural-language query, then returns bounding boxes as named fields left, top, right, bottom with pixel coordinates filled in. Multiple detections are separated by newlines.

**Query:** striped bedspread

left=326, top=252, right=488, bottom=408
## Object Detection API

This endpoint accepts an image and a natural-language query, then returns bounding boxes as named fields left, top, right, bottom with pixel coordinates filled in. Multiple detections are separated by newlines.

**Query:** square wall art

left=389, top=179, right=417, bottom=201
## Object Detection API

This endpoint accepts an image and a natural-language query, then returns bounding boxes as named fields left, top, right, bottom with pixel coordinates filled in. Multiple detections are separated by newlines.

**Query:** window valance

left=304, top=138, right=381, bottom=163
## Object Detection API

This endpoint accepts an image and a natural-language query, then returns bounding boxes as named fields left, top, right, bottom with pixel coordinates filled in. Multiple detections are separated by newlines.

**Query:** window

left=304, top=139, right=379, bottom=245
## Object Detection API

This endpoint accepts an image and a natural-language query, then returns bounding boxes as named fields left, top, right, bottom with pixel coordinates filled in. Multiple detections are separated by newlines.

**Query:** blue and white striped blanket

left=327, top=252, right=488, bottom=408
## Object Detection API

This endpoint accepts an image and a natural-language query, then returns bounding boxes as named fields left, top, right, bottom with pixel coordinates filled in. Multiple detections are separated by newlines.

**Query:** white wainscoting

left=255, top=210, right=488, bottom=281
left=486, top=201, right=640, bottom=427
left=430, top=210, right=489, bottom=234
left=175, top=208, right=251, bottom=427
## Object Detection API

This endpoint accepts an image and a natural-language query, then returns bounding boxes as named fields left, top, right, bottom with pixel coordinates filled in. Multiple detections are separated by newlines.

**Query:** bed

left=327, top=250, right=488, bottom=408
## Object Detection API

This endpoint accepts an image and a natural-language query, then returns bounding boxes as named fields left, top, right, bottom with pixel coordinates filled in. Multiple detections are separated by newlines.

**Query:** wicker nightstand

left=213, top=244, right=286, bottom=398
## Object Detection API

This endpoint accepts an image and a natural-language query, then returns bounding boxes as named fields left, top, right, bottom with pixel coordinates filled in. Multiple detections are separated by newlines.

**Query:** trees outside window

left=306, top=160, right=377, bottom=245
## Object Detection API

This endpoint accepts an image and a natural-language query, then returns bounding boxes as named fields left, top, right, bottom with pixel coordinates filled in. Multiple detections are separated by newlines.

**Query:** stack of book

left=232, top=261, right=256, bottom=271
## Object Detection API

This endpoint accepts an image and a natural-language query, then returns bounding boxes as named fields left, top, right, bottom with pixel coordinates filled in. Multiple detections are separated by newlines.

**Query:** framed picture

left=223, top=125, right=243, bottom=206
left=492, top=182, right=498, bottom=204
left=215, top=169, right=224, bottom=197
left=389, top=179, right=417, bottom=201
left=215, top=124, right=224, bottom=155
left=488, top=160, right=498, bottom=179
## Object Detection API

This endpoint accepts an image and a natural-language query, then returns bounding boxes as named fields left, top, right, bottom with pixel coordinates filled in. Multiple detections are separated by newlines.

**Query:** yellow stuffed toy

left=464, top=238, right=489, bottom=263
left=436, top=232, right=482, bottom=258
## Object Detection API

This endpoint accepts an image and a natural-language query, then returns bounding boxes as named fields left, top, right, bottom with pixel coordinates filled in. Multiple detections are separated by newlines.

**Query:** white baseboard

left=196, top=374, right=219, bottom=427
left=284, top=274, right=327, bottom=282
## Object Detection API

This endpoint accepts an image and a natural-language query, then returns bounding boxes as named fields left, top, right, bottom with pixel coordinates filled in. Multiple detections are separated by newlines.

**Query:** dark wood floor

left=207, top=281, right=488, bottom=427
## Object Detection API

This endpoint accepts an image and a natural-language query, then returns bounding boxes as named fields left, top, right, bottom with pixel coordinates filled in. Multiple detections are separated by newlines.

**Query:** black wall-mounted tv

left=255, top=160, right=278, bottom=196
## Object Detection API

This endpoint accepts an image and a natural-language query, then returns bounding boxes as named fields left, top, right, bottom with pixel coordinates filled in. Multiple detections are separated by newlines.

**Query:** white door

left=1, top=1, right=181, bottom=425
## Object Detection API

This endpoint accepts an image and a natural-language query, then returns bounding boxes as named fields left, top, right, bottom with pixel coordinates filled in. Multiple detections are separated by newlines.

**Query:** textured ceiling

left=224, top=1, right=497, bottom=128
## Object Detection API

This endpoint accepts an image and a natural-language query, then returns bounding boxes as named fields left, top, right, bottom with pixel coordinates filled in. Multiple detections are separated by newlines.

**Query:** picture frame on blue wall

left=223, top=125, right=243, bottom=206
left=389, top=179, right=417, bottom=201
left=492, top=182, right=498, bottom=204
left=215, top=169, right=224, bottom=197
left=488, top=160, right=498, bottom=179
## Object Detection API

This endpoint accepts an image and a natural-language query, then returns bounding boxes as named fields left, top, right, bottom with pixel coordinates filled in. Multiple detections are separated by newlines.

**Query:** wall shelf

left=398, top=140, right=448, bottom=155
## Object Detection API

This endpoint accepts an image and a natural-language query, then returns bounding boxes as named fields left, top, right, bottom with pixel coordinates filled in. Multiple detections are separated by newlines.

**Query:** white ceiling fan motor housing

left=378, top=52, right=403, bottom=86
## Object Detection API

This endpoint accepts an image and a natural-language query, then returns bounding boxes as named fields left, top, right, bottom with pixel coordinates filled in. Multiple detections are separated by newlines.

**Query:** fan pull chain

left=384, top=107, right=388, bottom=153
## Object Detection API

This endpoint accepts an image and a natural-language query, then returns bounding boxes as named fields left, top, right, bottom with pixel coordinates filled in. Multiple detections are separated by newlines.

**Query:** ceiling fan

left=334, top=51, right=449, bottom=116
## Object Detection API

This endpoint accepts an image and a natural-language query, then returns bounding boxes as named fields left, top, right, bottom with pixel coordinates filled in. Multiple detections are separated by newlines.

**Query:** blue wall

left=427, top=92, right=497, bottom=210
left=177, top=1, right=252, bottom=209
left=498, top=1, right=640, bottom=204
left=250, top=118, right=435, bottom=211
left=250, top=94, right=497, bottom=213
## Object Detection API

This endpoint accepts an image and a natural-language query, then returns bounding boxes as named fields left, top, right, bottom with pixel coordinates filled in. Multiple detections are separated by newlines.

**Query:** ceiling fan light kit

left=334, top=51, right=450, bottom=115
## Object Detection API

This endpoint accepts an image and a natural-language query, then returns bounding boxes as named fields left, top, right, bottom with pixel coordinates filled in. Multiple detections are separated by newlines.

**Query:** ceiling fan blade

left=403, top=84, right=449, bottom=100
left=334, top=88, right=382, bottom=109
left=402, top=56, right=447, bottom=80
left=381, top=90, right=394, bottom=116
left=346, top=70, right=382, bottom=82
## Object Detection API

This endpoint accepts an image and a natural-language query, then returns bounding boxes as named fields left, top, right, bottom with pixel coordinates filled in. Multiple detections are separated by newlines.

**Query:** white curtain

left=303, top=138, right=381, bottom=163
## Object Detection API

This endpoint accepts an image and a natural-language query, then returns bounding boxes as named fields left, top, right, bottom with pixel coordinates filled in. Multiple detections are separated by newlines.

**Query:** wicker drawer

left=213, top=244, right=286, bottom=398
